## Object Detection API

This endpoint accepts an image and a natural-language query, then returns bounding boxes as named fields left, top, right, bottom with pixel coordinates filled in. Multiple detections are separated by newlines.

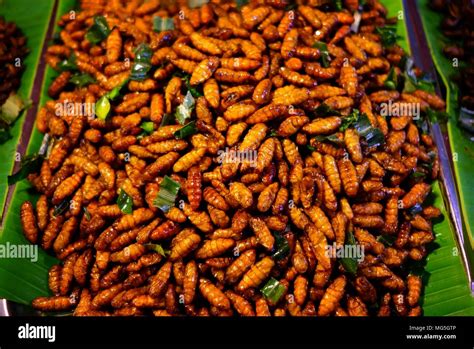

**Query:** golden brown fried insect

left=195, top=238, right=235, bottom=259
left=338, top=157, right=359, bottom=197
left=401, top=183, right=431, bottom=209
left=20, top=201, right=39, bottom=244
left=190, top=57, right=220, bottom=85
left=249, top=217, right=275, bottom=251
left=186, top=166, right=202, bottom=211
left=199, top=278, right=231, bottom=310
left=149, top=261, right=172, bottom=297
left=303, top=117, right=342, bottom=135
left=32, top=296, right=74, bottom=311
left=318, top=275, right=346, bottom=316
left=237, top=256, right=274, bottom=291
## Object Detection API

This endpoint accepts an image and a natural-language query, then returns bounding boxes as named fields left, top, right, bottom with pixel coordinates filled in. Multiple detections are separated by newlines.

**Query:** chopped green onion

left=384, top=67, right=398, bottom=90
left=363, top=128, right=385, bottom=148
left=332, top=0, right=343, bottom=11
left=313, top=41, right=331, bottom=68
left=106, top=78, right=129, bottom=101
left=339, top=231, right=359, bottom=276
left=261, top=277, right=286, bottom=304
left=83, top=207, right=91, bottom=221
left=174, top=121, right=197, bottom=139
left=235, top=0, right=249, bottom=9
left=269, top=129, right=279, bottom=137
left=144, top=243, right=170, bottom=257
left=160, top=113, right=176, bottom=126
left=175, top=91, right=195, bottom=125
left=130, top=43, right=153, bottom=81
left=188, top=0, right=209, bottom=9
left=180, top=74, right=203, bottom=98
left=376, top=26, right=398, bottom=47
left=53, top=200, right=70, bottom=217
left=377, top=234, right=396, bottom=247
left=153, top=176, right=181, bottom=213
left=117, top=189, right=133, bottom=214
left=411, top=170, right=427, bottom=179
left=85, top=16, right=110, bottom=44
left=69, top=73, right=95, bottom=87
left=314, top=134, right=345, bottom=146
left=57, top=54, right=77, bottom=72
left=137, top=121, right=155, bottom=140
left=140, top=121, right=155, bottom=134
left=95, top=95, right=111, bottom=121
left=8, top=153, right=44, bottom=185
left=272, top=232, right=290, bottom=261
left=153, top=16, right=175, bottom=32
left=314, top=103, right=341, bottom=117
left=341, top=110, right=385, bottom=148
left=403, top=57, right=435, bottom=93
left=339, top=109, right=360, bottom=131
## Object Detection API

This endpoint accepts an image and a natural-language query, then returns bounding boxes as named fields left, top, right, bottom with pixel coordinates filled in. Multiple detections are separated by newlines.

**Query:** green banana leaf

left=0, top=0, right=55, bottom=217
left=416, top=0, right=474, bottom=249
left=0, top=0, right=75, bottom=305
left=1, top=0, right=474, bottom=315
left=382, top=0, right=474, bottom=315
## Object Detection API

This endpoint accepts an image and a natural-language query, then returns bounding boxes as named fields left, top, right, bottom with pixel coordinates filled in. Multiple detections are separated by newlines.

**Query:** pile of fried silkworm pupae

left=20, top=0, right=446, bottom=317
left=0, top=16, right=28, bottom=105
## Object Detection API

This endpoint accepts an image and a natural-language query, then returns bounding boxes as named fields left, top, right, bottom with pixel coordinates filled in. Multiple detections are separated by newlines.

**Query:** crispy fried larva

left=249, top=217, right=275, bottom=250
left=20, top=201, right=39, bottom=244
left=237, top=256, right=274, bottom=291
left=190, top=57, right=220, bottom=85
left=32, top=296, right=74, bottom=311
left=195, top=238, right=235, bottom=259
left=401, top=183, right=431, bottom=209
left=199, top=278, right=231, bottom=310
left=318, top=275, right=347, bottom=316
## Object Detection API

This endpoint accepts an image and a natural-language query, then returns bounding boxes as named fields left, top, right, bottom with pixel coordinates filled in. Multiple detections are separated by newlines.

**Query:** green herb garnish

left=152, top=16, right=175, bottom=32
left=57, top=54, right=77, bottom=72
left=130, top=43, right=153, bottom=81
left=272, top=232, right=290, bottom=261
left=8, top=153, right=44, bottom=185
left=95, top=95, right=111, bottom=121
left=69, top=73, right=95, bottom=87
left=144, top=243, right=170, bottom=257
left=175, top=91, right=195, bottom=125
left=376, top=26, right=398, bottom=47
left=314, top=103, right=341, bottom=117
left=174, top=121, right=197, bottom=139
left=117, top=189, right=133, bottom=214
left=339, top=231, right=359, bottom=276
left=85, top=16, right=110, bottom=44
left=261, top=277, right=286, bottom=304
left=153, top=176, right=181, bottom=213
left=313, top=41, right=331, bottom=68
left=384, top=67, right=398, bottom=90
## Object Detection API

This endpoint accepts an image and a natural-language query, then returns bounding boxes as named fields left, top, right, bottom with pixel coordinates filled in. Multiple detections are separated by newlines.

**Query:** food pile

left=21, top=0, right=445, bottom=316
left=0, top=16, right=29, bottom=138
left=430, top=0, right=474, bottom=134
